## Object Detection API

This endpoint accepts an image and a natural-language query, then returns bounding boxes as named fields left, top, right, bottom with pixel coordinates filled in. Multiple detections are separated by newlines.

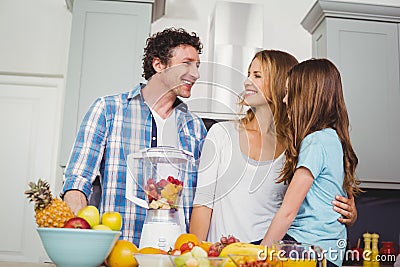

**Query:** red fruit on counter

left=227, top=235, right=240, bottom=244
left=220, top=236, right=228, bottom=245
left=180, top=241, right=195, bottom=253
left=208, top=250, right=220, bottom=257
left=63, top=217, right=91, bottom=229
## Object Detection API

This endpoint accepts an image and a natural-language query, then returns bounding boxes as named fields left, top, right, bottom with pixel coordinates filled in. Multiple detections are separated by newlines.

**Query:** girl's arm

left=260, top=167, right=314, bottom=247
left=189, top=205, right=212, bottom=241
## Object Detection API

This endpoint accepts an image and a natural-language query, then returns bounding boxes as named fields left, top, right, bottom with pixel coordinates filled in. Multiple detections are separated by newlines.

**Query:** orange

left=174, top=233, right=199, bottom=250
left=199, top=241, right=213, bottom=253
left=107, top=240, right=138, bottom=267
left=138, top=247, right=167, bottom=254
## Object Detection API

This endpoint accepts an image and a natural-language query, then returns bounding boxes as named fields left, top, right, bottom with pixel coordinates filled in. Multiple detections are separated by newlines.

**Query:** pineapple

left=25, top=179, right=74, bottom=228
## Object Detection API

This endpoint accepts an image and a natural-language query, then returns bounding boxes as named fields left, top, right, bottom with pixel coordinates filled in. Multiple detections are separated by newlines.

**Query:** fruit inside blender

left=144, top=176, right=183, bottom=210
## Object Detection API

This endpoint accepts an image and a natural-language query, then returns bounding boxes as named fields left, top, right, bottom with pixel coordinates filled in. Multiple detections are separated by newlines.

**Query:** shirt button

left=152, top=137, right=156, bottom=140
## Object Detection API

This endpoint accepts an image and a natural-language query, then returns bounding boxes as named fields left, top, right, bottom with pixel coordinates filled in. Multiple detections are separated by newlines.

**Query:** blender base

left=139, top=222, right=183, bottom=251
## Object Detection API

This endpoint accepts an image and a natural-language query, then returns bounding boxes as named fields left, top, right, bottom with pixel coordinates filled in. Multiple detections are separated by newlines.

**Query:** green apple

left=77, top=205, right=100, bottom=228
left=174, top=251, right=193, bottom=267
left=101, top=211, right=122, bottom=231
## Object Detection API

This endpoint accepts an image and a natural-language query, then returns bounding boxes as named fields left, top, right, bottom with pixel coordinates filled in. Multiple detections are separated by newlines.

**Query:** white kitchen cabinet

left=60, top=0, right=152, bottom=167
left=0, top=74, right=64, bottom=262
left=302, top=0, right=400, bottom=189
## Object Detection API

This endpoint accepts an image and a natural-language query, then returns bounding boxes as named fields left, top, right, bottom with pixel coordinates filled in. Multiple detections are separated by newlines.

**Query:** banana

left=219, top=242, right=265, bottom=257
left=220, top=243, right=268, bottom=267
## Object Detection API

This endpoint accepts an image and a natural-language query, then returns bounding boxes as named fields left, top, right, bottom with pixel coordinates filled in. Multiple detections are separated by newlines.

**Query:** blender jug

left=126, top=146, right=193, bottom=249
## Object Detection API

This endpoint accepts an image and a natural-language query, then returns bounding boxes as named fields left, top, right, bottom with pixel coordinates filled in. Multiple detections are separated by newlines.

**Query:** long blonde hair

left=280, top=58, right=361, bottom=195
left=239, top=50, right=298, bottom=144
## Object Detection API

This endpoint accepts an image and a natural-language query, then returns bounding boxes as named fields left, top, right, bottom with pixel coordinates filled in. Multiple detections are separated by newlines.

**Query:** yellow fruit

left=220, top=242, right=267, bottom=267
left=199, top=241, right=213, bottom=253
left=77, top=205, right=100, bottom=228
left=101, top=211, right=122, bottom=231
left=174, top=233, right=199, bottom=250
left=138, top=247, right=167, bottom=254
left=219, top=242, right=265, bottom=257
left=92, top=224, right=112, bottom=231
left=107, top=240, right=138, bottom=267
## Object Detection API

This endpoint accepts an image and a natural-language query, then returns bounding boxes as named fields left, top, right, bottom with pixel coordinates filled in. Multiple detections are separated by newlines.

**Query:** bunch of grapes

left=207, top=235, right=240, bottom=257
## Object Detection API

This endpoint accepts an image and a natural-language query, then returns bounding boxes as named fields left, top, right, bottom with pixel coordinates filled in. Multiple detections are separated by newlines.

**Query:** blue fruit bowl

left=37, top=227, right=120, bottom=267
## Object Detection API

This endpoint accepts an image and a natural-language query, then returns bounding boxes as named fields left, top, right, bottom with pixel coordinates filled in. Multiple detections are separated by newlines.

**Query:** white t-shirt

left=150, top=107, right=177, bottom=147
left=193, top=121, right=287, bottom=243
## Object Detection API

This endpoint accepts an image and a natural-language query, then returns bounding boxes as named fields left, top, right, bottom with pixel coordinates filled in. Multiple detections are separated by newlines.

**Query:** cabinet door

left=60, top=0, right=151, bottom=166
left=0, top=75, right=63, bottom=262
left=324, top=18, right=400, bottom=188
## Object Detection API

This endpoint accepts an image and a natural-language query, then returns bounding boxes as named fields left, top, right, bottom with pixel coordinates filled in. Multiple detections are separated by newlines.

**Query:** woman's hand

left=332, top=193, right=357, bottom=226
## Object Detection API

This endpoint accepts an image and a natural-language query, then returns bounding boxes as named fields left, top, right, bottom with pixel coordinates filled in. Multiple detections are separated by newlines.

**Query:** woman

left=189, top=50, right=356, bottom=243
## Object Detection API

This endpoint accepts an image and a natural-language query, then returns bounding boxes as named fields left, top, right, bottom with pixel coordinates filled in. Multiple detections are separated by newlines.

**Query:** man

left=61, top=28, right=207, bottom=246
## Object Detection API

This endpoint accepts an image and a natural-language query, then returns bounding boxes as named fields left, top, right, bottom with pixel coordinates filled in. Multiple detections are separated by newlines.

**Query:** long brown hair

left=239, top=50, right=298, bottom=144
left=279, top=58, right=361, bottom=195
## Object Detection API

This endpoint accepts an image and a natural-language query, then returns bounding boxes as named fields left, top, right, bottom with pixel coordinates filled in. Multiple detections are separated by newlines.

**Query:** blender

left=126, top=146, right=192, bottom=250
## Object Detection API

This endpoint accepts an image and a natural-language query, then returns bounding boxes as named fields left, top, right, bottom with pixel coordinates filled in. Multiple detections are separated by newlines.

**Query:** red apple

left=63, top=217, right=91, bottom=229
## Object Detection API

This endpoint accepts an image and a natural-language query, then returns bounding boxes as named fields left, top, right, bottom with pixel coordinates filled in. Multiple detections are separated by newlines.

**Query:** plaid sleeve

left=61, top=97, right=108, bottom=198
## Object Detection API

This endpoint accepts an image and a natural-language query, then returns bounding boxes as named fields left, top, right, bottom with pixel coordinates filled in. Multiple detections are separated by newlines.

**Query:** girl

left=260, top=58, right=362, bottom=267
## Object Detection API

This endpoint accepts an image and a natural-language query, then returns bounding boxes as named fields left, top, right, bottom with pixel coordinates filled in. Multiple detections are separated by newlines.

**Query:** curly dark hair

left=142, top=27, right=203, bottom=80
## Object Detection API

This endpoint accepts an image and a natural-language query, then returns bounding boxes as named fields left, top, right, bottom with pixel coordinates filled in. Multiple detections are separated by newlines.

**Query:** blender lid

left=130, top=146, right=193, bottom=164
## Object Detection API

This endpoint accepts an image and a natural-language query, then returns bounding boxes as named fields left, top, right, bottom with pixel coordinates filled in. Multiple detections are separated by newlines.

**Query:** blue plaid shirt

left=61, top=84, right=207, bottom=246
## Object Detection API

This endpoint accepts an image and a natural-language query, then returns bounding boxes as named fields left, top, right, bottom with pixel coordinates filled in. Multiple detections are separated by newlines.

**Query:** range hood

left=190, top=1, right=264, bottom=120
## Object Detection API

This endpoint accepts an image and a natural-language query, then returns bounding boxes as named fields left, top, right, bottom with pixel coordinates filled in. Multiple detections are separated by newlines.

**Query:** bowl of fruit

left=37, top=227, right=120, bottom=267
left=165, top=233, right=228, bottom=267
left=25, top=179, right=122, bottom=267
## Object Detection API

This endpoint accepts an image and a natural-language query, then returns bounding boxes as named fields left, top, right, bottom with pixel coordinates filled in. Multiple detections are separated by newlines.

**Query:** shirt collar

left=128, top=83, right=188, bottom=113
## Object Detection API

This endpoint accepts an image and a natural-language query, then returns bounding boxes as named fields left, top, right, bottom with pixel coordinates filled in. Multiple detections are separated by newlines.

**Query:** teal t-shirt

left=287, top=128, right=347, bottom=267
